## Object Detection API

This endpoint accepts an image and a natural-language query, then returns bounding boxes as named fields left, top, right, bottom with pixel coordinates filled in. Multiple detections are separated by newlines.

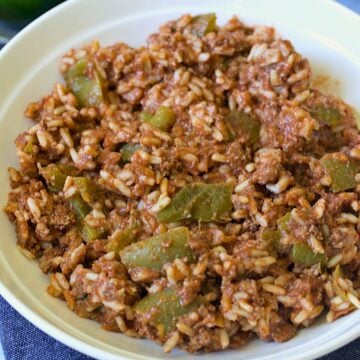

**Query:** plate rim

left=0, top=0, right=359, bottom=359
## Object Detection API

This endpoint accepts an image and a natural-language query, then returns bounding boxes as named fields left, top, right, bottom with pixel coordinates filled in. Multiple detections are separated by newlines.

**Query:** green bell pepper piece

left=226, top=110, right=260, bottom=144
left=69, top=193, right=92, bottom=219
left=120, top=227, right=195, bottom=271
left=310, top=105, right=342, bottom=127
left=290, top=243, right=327, bottom=267
left=320, top=153, right=358, bottom=193
left=262, top=228, right=281, bottom=251
left=40, top=163, right=75, bottom=193
left=73, top=177, right=99, bottom=203
left=157, top=183, right=233, bottom=223
left=277, top=212, right=292, bottom=233
left=120, top=143, right=141, bottom=163
left=81, top=223, right=106, bottom=242
left=134, top=287, right=202, bottom=337
left=139, top=111, right=152, bottom=122
left=65, top=59, right=103, bottom=107
left=105, top=223, right=140, bottom=254
left=190, top=13, right=217, bottom=37
left=23, top=137, right=35, bottom=154
left=140, top=106, right=176, bottom=132
left=69, top=194, right=106, bottom=242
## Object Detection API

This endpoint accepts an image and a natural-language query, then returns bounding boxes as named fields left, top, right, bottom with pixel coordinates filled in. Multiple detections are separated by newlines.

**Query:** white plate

left=0, top=0, right=359, bottom=359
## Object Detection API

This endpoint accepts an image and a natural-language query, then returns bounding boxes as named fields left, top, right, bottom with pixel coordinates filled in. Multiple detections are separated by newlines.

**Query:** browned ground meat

left=4, top=13, right=360, bottom=353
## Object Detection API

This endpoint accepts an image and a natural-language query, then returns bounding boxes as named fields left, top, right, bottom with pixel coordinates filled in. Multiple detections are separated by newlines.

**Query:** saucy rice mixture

left=5, top=14, right=360, bottom=353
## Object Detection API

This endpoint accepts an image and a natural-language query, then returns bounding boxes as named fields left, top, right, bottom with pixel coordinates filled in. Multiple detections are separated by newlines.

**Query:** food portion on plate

left=4, top=13, right=360, bottom=353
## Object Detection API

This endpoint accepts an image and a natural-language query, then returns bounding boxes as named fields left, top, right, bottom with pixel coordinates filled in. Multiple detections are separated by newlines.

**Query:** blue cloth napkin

left=0, top=0, right=359, bottom=359
left=0, top=296, right=93, bottom=360
left=0, top=294, right=359, bottom=360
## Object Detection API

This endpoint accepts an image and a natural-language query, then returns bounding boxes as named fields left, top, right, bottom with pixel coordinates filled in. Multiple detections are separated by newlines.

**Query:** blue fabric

left=0, top=296, right=93, bottom=360
left=0, top=292, right=359, bottom=359
left=0, top=0, right=359, bottom=359
left=337, top=0, right=360, bottom=14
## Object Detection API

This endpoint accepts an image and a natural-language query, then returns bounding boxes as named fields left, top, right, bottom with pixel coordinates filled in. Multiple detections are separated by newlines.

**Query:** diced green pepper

left=120, top=143, right=141, bottom=163
left=310, top=105, right=342, bottom=127
left=320, top=153, right=358, bottom=193
left=225, top=110, right=260, bottom=144
left=262, top=229, right=281, bottom=252
left=73, top=177, right=99, bottom=203
left=139, top=111, right=152, bottom=122
left=290, top=243, right=327, bottom=267
left=65, top=59, right=103, bottom=108
left=23, top=137, right=34, bottom=154
left=140, top=106, right=176, bottom=132
left=277, top=212, right=292, bottom=233
left=120, top=227, right=195, bottom=271
left=157, top=183, right=233, bottom=223
left=134, top=287, right=202, bottom=337
left=261, top=213, right=292, bottom=253
left=82, top=223, right=106, bottom=242
left=69, top=194, right=106, bottom=242
left=190, top=13, right=217, bottom=37
left=105, top=223, right=140, bottom=254
left=40, top=163, right=75, bottom=193
left=69, top=193, right=92, bottom=219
